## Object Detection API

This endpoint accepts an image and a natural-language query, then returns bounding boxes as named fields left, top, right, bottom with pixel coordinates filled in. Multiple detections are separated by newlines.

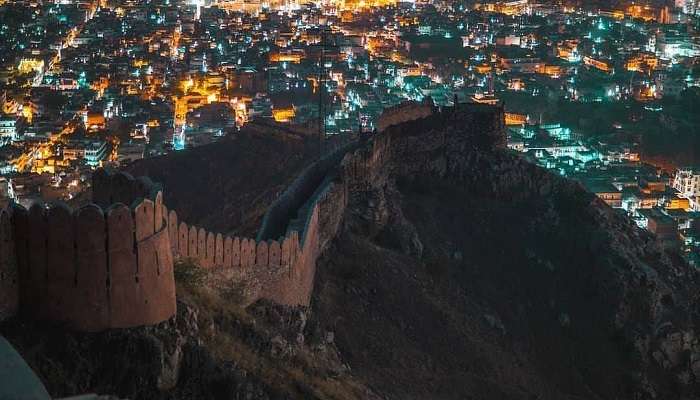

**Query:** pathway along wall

left=160, top=134, right=368, bottom=306
left=163, top=175, right=341, bottom=306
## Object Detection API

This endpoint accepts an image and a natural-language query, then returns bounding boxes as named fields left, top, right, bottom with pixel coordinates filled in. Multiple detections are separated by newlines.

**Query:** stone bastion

left=0, top=172, right=175, bottom=331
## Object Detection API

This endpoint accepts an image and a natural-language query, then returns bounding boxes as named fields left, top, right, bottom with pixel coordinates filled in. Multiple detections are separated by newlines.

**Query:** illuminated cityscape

left=0, top=0, right=699, bottom=259
left=3, top=0, right=700, bottom=397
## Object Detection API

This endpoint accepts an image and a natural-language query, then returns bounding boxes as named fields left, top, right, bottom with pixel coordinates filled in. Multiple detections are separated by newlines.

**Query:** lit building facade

left=673, top=167, right=700, bottom=210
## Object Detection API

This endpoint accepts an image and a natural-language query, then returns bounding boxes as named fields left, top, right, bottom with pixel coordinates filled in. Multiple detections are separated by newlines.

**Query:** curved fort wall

left=376, top=99, right=433, bottom=133
left=0, top=102, right=505, bottom=331
left=1, top=170, right=176, bottom=332
left=164, top=141, right=358, bottom=306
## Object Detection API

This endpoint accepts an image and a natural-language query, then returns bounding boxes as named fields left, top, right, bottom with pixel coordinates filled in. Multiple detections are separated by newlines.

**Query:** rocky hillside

left=1, top=265, right=380, bottom=400
left=3, top=113, right=700, bottom=400
left=312, top=149, right=700, bottom=400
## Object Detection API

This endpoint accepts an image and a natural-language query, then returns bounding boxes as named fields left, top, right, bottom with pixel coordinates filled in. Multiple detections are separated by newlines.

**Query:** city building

left=673, top=167, right=700, bottom=210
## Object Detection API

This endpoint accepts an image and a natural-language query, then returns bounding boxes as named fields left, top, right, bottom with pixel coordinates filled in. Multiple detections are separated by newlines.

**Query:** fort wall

left=92, top=168, right=163, bottom=209
left=0, top=103, right=505, bottom=329
left=151, top=129, right=380, bottom=306
left=10, top=195, right=175, bottom=331
left=383, top=102, right=506, bottom=179
left=257, top=139, right=362, bottom=242
left=0, top=168, right=176, bottom=331
left=376, top=100, right=434, bottom=133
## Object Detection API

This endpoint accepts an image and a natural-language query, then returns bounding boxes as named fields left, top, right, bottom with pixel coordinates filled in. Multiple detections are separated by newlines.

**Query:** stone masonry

left=0, top=102, right=505, bottom=331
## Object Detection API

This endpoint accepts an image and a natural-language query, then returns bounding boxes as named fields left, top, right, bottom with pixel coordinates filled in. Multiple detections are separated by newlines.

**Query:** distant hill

left=312, top=149, right=700, bottom=399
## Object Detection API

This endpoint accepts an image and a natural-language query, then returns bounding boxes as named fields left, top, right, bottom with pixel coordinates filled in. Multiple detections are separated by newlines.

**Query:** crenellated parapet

left=379, top=102, right=506, bottom=178
left=0, top=168, right=176, bottom=332
left=165, top=207, right=313, bottom=304
left=143, top=103, right=501, bottom=309
left=0, top=103, right=505, bottom=330
left=164, top=208, right=301, bottom=275
left=376, top=99, right=434, bottom=133
left=92, top=168, right=163, bottom=209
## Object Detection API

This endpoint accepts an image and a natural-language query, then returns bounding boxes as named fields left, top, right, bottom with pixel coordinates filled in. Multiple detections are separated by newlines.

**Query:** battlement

left=6, top=187, right=175, bottom=331
left=0, top=103, right=505, bottom=331
left=164, top=209, right=303, bottom=297
left=382, top=102, right=506, bottom=178
left=165, top=142, right=354, bottom=305
left=376, top=99, right=434, bottom=133
left=161, top=102, right=504, bottom=306
left=92, top=167, right=163, bottom=209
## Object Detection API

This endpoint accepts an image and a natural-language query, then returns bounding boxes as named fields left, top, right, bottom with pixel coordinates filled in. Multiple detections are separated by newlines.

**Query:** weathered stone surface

left=134, top=199, right=155, bottom=241
left=188, top=226, right=198, bottom=259
left=46, top=204, right=75, bottom=324
left=256, top=241, right=269, bottom=267
left=231, top=237, right=241, bottom=267
left=107, top=204, right=139, bottom=328
left=215, top=234, right=224, bottom=268
left=169, top=210, right=178, bottom=255
left=281, top=237, right=291, bottom=267
left=75, top=205, right=109, bottom=331
left=197, top=228, right=207, bottom=267
left=205, top=232, right=215, bottom=268
left=268, top=241, right=281, bottom=267
left=0, top=210, right=17, bottom=321
left=178, top=222, right=189, bottom=258
left=223, top=236, right=232, bottom=268
left=27, top=204, right=48, bottom=319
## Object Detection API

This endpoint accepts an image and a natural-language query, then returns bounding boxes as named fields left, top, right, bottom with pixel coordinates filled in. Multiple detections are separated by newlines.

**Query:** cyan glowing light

left=173, top=130, right=185, bottom=151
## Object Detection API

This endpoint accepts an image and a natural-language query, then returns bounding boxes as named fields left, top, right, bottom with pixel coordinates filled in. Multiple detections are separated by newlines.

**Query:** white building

left=84, top=141, right=108, bottom=166
left=0, top=115, right=20, bottom=144
left=673, top=167, right=700, bottom=210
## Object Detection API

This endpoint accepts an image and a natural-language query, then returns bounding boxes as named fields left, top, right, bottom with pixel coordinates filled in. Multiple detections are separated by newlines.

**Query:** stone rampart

left=8, top=193, right=175, bottom=331
left=92, top=168, right=163, bottom=209
left=171, top=102, right=504, bottom=307
left=0, top=103, right=505, bottom=327
left=376, top=100, right=434, bottom=133
left=159, top=134, right=360, bottom=307
left=0, top=167, right=176, bottom=331
left=166, top=209, right=299, bottom=281
left=383, top=102, right=506, bottom=178
left=257, top=139, right=363, bottom=242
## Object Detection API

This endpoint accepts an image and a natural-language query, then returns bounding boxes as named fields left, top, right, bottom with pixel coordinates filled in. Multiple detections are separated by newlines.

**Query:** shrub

left=174, top=258, right=207, bottom=288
